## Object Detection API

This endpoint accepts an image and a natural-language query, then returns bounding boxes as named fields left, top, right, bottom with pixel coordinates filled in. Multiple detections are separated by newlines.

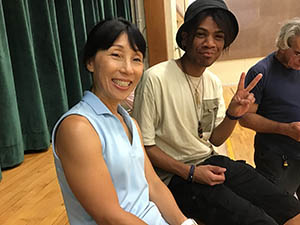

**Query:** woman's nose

left=121, top=60, right=134, bottom=75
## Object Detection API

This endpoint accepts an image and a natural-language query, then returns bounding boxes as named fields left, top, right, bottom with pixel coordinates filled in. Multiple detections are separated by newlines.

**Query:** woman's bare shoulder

left=55, top=114, right=101, bottom=157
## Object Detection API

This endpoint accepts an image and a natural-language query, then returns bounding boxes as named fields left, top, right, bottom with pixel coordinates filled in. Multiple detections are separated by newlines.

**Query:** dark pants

left=168, top=155, right=300, bottom=225
left=254, top=148, right=300, bottom=199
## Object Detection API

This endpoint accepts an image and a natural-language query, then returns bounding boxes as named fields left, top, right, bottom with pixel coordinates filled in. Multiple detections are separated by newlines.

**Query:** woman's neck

left=91, top=87, right=119, bottom=116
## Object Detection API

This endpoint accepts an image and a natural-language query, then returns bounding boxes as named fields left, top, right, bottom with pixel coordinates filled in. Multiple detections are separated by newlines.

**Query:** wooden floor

left=0, top=148, right=68, bottom=225
left=222, top=85, right=256, bottom=167
left=0, top=86, right=256, bottom=225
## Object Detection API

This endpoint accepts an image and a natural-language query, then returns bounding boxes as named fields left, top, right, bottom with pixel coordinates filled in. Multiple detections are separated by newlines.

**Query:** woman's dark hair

left=83, top=18, right=146, bottom=66
left=184, top=8, right=236, bottom=49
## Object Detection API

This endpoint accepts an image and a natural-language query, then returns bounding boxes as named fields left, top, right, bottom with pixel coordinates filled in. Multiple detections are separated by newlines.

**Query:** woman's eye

left=133, top=57, right=142, bottom=62
left=111, top=53, right=120, bottom=57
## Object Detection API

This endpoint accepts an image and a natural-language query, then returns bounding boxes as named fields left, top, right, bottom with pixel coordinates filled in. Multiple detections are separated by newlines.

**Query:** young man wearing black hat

left=132, top=0, right=300, bottom=224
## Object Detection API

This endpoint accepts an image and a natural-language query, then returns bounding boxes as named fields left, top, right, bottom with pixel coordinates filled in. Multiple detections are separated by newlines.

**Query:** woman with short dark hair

left=52, top=18, right=197, bottom=225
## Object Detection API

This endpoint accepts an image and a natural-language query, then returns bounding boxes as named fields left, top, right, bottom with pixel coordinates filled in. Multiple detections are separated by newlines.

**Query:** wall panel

left=220, top=0, right=300, bottom=61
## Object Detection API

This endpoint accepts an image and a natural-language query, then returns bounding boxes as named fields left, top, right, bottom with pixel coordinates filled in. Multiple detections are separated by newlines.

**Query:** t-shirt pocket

left=201, top=99, right=219, bottom=134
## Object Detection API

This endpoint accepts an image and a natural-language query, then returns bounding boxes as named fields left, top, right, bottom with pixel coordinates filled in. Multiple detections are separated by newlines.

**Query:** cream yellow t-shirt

left=132, top=59, right=225, bottom=184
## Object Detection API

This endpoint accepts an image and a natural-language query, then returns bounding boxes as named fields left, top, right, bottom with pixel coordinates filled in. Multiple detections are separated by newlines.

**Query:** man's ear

left=86, top=59, right=94, bottom=73
left=181, top=32, right=188, bottom=49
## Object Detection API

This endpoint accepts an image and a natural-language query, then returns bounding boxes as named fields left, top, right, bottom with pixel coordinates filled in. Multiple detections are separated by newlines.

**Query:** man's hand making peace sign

left=209, top=72, right=263, bottom=147
left=227, top=72, right=263, bottom=118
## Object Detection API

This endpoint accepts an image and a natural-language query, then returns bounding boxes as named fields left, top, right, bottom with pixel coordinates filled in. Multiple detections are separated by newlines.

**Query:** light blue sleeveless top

left=52, top=91, right=168, bottom=225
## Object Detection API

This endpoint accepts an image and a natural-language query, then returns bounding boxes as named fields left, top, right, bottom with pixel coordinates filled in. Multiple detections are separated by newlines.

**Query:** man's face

left=285, top=35, right=300, bottom=70
left=183, top=16, right=225, bottom=67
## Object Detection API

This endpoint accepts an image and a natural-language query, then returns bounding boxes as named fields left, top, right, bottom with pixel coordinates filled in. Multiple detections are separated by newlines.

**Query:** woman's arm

left=55, top=115, right=147, bottom=225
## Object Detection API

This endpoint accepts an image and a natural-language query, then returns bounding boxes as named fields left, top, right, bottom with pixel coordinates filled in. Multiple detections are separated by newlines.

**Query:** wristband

left=226, top=109, right=243, bottom=120
left=187, top=165, right=195, bottom=183
left=181, top=218, right=198, bottom=225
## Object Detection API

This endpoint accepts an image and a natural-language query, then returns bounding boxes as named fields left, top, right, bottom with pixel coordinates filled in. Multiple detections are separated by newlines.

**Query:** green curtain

left=0, top=0, right=132, bottom=180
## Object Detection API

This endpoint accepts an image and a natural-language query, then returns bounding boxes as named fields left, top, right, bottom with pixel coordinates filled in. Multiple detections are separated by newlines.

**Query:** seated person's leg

left=168, top=173, right=277, bottom=225
left=255, top=148, right=300, bottom=198
left=206, top=155, right=300, bottom=225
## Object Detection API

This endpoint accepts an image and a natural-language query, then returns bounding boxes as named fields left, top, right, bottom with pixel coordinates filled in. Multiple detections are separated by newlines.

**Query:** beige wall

left=221, top=0, right=300, bottom=61
left=164, top=0, right=178, bottom=59
left=208, top=57, right=263, bottom=85
left=212, top=0, right=300, bottom=85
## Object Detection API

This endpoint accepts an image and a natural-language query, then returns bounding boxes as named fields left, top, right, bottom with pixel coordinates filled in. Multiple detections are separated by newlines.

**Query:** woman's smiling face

left=87, top=32, right=144, bottom=105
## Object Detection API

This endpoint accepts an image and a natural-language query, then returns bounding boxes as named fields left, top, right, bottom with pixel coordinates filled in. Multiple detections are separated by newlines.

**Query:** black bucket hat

left=176, top=0, right=239, bottom=50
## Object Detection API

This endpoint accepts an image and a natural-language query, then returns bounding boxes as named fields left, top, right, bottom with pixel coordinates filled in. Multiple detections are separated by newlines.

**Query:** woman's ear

left=86, top=59, right=95, bottom=73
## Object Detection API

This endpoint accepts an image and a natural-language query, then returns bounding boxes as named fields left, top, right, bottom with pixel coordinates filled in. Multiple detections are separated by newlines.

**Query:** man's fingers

left=237, top=72, right=246, bottom=91
left=210, top=165, right=226, bottom=174
left=245, top=73, right=263, bottom=92
left=210, top=173, right=226, bottom=185
left=238, top=93, right=255, bottom=105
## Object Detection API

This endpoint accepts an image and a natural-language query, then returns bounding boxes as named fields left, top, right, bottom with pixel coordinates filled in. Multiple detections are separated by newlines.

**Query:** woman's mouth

left=112, top=79, right=132, bottom=87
